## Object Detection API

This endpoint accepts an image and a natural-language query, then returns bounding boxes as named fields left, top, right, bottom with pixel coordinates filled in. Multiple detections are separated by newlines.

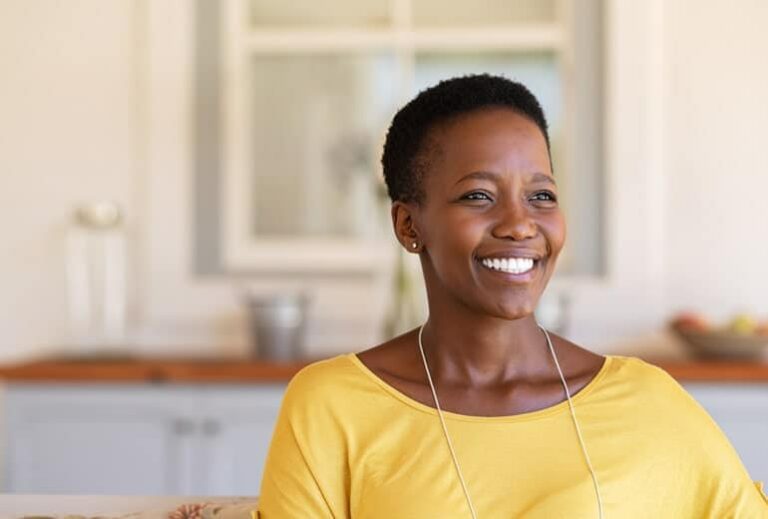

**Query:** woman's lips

left=476, top=258, right=541, bottom=284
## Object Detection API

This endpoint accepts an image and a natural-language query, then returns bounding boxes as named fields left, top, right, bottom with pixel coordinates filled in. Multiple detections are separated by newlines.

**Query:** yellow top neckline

left=346, top=352, right=614, bottom=423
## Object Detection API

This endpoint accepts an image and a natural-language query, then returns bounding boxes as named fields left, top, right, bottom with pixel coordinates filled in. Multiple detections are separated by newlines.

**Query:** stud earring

left=411, top=242, right=418, bottom=249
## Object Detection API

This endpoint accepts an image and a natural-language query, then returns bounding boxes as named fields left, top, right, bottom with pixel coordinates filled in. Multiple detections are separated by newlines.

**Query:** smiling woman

left=255, top=75, right=768, bottom=518
left=399, top=104, right=564, bottom=321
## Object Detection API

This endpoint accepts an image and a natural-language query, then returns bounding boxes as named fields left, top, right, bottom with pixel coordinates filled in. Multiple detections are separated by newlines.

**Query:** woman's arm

left=257, top=412, right=335, bottom=517
left=650, top=364, right=768, bottom=516
left=257, top=364, right=351, bottom=518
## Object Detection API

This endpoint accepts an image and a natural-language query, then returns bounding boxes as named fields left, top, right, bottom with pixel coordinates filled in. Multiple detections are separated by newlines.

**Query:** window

left=195, top=0, right=604, bottom=278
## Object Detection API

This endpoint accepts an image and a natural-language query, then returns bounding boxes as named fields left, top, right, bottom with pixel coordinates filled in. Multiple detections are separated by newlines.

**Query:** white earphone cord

left=417, top=322, right=604, bottom=519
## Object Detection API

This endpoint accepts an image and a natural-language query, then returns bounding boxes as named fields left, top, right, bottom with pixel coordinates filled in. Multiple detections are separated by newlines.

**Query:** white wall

left=551, top=0, right=768, bottom=357
left=1, top=0, right=767, bottom=362
left=0, top=0, right=140, bottom=361
left=663, top=0, right=768, bottom=320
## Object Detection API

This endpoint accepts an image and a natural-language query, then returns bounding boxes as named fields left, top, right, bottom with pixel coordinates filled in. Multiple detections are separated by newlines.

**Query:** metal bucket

left=245, top=293, right=309, bottom=361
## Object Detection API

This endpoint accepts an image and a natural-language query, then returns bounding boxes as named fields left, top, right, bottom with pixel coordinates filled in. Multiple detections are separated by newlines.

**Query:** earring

left=411, top=242, right=418, bottom=249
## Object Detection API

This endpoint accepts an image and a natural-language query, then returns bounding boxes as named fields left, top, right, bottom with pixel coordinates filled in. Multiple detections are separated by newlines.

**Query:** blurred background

left=0, top=0, right=766, bottom=498
left=2, top=0, right=767, bottom=361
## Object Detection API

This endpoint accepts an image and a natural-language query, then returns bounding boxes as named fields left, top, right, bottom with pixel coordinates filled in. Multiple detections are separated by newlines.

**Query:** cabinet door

left=3, top=384, right=196, bottom=494
left=684, top=383, right=768, bottom=482
left=195, top=385, right=285, bottom=495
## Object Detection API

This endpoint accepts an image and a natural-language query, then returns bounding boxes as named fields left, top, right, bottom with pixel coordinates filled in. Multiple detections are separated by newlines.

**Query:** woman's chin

left=487, top=301, right=539, bottom=321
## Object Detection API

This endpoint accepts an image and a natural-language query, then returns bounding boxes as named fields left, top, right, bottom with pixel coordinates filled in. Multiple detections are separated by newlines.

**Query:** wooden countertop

left=0, top=357, right=313, bottom=383
left=1, top=355, right=768, bottom=384
left=642, top=357, right=768, bottom=382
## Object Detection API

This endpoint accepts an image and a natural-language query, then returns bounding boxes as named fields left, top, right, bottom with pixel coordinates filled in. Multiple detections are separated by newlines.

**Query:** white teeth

left=481, top=257, right=535, bottom=274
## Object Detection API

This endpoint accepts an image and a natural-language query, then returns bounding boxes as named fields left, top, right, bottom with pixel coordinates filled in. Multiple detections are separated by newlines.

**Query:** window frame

left=217, top=0, right=604, bottom=276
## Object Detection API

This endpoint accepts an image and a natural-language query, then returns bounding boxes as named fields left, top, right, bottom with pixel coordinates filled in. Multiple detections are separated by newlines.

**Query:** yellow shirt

left=257, top=353, right=768, bottom=518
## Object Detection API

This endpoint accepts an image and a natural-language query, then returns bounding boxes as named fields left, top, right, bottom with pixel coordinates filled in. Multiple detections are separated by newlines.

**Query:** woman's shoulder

left=280, top=351, right=387, bottom=414
left=602, top=354, right=692, bottom=398
left=601, top=353, right=674, bottom=381
left=600, top=354, right=726, bottom=427
left=284, top=353, right=359, bottom=396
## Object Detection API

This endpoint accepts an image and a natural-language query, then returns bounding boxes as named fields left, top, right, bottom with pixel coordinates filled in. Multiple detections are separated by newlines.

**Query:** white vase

left=65, top=202, right=128, bottom=356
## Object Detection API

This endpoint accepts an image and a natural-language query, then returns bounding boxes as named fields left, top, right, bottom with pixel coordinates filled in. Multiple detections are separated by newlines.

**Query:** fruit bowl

left=671, top=327, right=768, bottom=360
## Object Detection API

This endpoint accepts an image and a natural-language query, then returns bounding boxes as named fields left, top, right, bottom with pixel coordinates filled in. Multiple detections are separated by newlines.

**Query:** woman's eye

left=462, top=191, right=492, bottom=201
left=532, top=191, right=557, bottom=202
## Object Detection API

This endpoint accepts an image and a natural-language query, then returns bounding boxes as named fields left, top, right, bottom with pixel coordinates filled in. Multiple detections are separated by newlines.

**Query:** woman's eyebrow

left=455, top=171, right=557, bottom=186
left=455, top=171, right=498, bottom=185
left=531, top=172, right=557, bottom=186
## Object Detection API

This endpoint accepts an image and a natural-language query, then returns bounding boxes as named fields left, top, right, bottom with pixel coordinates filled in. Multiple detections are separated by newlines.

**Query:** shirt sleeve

left=257, top=364, right=351, bottom=518
left=648, top=364, right=768, bottom=517
left=754, top=481, right=768, bottom=505
left=698, top=421, right=768, bottom=517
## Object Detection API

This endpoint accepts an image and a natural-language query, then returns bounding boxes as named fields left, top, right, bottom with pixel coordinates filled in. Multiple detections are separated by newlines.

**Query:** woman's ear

left=391, top=201, right=422, bottom=253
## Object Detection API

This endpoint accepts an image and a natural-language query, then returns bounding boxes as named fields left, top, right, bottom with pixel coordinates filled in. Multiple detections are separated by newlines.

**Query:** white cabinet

left=1, top=384, right=286, bottom=495
left=193, top=388, right=286, bottom=495
left=6, top=405, right=176, bottom=494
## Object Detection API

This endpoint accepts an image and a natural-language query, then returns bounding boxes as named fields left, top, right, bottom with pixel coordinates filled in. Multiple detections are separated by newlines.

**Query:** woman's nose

left=490, top=201, right=537, bottom=241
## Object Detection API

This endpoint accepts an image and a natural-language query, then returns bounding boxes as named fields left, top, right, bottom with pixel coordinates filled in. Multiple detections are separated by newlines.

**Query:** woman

left=256, top=75, right=767, bottom=518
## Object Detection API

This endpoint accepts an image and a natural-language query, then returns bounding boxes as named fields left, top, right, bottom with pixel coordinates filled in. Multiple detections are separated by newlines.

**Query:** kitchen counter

left=643, top=357, right=768, bottom=382
left=1, top=356, right=768, bottom=383
left=0, top=357, right=312, bottom=383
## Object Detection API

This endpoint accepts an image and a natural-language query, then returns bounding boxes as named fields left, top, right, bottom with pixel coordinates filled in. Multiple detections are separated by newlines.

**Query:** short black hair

left=381, top=74, right=551, bottom=205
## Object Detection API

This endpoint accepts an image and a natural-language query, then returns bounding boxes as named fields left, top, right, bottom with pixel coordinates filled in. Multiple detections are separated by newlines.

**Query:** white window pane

left=249, top=0, right=392, bottom=28
left=412, top=0, right=557, bottom=27
left=249, top=54, right=398, bottom=238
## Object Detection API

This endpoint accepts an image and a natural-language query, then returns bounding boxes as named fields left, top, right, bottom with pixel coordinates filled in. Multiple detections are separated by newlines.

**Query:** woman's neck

left=419, top=308, right=556, bottom=388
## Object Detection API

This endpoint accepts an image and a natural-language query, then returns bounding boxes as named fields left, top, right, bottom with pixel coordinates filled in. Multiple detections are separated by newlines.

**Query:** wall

left=663, top=0, right=768, bottom=321
left=0, top=0, right=140, bottom=361
left=1, top=0, right=767, bottom=362
left=552, top=0, right=768, bottom=356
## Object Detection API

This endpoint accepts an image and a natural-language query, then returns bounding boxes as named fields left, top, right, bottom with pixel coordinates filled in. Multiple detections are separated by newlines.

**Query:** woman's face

left=404, top=107, right=565, bottom=320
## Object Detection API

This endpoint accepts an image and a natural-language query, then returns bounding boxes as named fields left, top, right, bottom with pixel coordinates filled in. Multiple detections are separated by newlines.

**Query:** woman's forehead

left=437, top=107, right=546, bottom=148
left=425, top=108, right=551, bottom=180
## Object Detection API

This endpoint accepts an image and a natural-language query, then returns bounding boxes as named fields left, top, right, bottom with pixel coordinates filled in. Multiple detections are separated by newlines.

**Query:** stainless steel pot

left=244, top=293, right=310, bottom=361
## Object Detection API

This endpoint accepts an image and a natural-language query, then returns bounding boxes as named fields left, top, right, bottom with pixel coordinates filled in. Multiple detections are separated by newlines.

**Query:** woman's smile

left=475, top=256, right=542, bottom=284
